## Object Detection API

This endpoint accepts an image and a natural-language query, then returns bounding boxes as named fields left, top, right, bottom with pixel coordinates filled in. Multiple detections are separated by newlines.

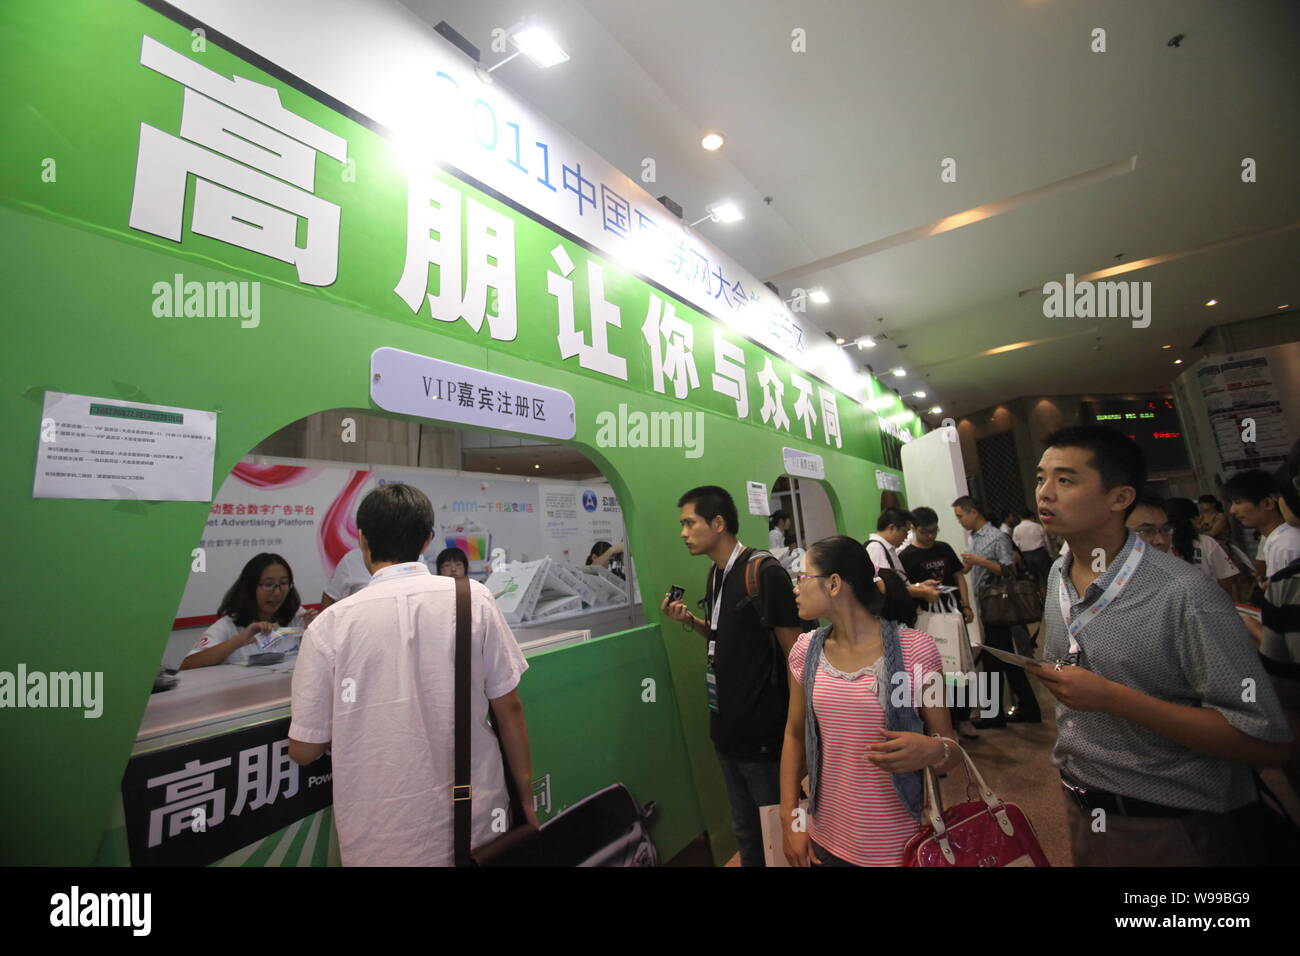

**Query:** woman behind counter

left=181, top=552, right=315, bottom=669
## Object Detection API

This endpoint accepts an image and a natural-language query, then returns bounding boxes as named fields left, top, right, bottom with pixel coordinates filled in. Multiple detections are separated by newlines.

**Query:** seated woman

left=586, top=540, right=625, bottom=578
left=433, top=546, right=469, bottom=578
left=181, top=552, right=315, bottom=669
left=780, top=535, right=958, bottom=867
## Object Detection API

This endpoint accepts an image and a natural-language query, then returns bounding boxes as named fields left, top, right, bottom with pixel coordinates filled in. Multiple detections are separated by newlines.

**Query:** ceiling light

left=834, top=334, right=846, bottom=345
left=891, top=368, right=906, bottom=378
left=688, top=201, right=744, bottom=227
left=1205, top=299, right=1218, bottom=306
left=930, top=406, right=942, bottom=415
left=1280, top=304, right=1290, bottom=309
left=1161, top=344, right=1173, bottom=349
left=855, top=336, right=876, bottom=349
left=913, top=391, right=927, bottom=399
left=511, top=26, right=570, bottom=67
left=710, top=201, right=743, bottom=223
left=1173, top=359, right=1184, bottom=365
left=809, top=289, right=830, bottom=304
left=701, top=132, right=724, bottom=151
left=534, top=463, right=541, bottom=469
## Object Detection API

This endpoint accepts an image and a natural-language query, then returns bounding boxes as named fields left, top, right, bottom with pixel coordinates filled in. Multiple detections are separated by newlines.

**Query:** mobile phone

left=667, top=585, right=685, bottom=604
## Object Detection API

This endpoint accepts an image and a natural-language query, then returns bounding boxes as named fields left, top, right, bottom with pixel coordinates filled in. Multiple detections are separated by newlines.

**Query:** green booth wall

left=0, top=0, right=919, bottom=865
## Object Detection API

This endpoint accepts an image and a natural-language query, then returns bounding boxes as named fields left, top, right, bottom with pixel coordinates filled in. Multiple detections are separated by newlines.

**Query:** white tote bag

left=916, top=592, right=975, bottom=677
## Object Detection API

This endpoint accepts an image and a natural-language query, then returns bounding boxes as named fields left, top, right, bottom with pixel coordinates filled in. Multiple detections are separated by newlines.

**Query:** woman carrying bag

left=780, top=536, right=961, bottom=866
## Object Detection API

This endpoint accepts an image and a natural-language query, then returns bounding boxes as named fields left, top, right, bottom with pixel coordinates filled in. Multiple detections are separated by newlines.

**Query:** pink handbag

left=902, top=743, right=1050, bottom=867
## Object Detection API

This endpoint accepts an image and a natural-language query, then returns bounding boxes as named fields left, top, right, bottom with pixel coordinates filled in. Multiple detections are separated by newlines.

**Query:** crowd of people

left=177, top=424, right=1300, bottom=867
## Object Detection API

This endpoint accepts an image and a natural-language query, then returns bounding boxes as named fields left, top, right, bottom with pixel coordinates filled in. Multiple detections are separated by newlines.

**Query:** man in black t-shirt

left=900, top=506, right=977, bottom=737
left=662, top=485, right=803, bottom=867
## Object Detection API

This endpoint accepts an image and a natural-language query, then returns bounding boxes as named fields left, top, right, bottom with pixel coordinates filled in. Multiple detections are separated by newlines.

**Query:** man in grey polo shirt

left=953, top=496, right=1040, bottom=726
left=1032, top=425, right=1292, bottom=866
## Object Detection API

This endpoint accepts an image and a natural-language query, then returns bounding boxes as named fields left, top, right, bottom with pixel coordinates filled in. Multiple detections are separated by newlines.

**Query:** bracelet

left=931, top=733, right=951, bottom=766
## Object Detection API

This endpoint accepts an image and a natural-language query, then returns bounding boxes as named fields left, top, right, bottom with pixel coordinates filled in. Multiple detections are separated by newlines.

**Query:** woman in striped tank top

left=780, top=536, right=960, bottom=866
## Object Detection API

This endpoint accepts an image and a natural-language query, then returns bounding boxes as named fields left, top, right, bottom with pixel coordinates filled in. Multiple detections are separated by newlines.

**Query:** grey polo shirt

left=1044, top=531, right=1293, bottom=813
left=967, top=523, right=1014, bottom=597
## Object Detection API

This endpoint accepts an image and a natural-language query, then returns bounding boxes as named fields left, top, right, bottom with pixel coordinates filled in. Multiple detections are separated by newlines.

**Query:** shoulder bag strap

left=453, top=575, right=473, bottom=867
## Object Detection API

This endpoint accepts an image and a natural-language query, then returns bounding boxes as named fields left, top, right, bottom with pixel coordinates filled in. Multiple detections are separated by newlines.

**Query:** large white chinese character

left=791, top=372, right=818, bottom=440
left=233, top=740, right=300, bottom=815
left=757, top=357, right=790, bottom=431
left=145, top=757, right=232, bottom=848
left=819, top=387, right=842, bottom=448
left=395, top=173, right=517, bottom=340
left=129, top=36, right=347, bottom=285
left=642, top=295, right=700, bottom=399
left=711, top=328, right=748, bottom=418
left=547, top=245, right=627, bottom=379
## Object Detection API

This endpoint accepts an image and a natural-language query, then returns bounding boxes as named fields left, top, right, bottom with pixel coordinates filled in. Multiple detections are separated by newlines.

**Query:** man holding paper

left=1033, top=425, right=1292, bottom=866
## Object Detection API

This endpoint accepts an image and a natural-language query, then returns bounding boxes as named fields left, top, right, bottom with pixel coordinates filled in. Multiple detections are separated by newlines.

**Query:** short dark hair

left=1042, top=425, right=1147, bottom=518
left=1198, top=494, right=1224, bottom=512
left=877, top=507, right=914, bottom=531
left=218, top=552, right=301, bottom=628
left=911, top=506, right=939, bottom=527
left=435, top=547, right=469, bottom=571
left=951, top=495, right=984, bottom=517
left=357, top=483, right=434, bottom=563
left=1275, top=439, right=1300, bottom=518
left=677, top=485, right=739, bottom=534
left=1224, top=469, right=1277, bottom=505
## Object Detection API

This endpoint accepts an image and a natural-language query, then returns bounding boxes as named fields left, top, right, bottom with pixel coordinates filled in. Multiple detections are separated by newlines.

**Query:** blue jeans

left=716, top=751, right=781, bottom=867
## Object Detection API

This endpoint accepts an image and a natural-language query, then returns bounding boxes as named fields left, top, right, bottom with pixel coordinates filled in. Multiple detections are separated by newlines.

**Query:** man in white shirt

left=319, top=546, right=369, bottom=609
left=289, top=483, right=537, bottom=866
left=1226, top=470, right=1300, bottom=583
left=1012, top=510, right=1051, bottom=589
left=865, top=507, right=940, bottom=602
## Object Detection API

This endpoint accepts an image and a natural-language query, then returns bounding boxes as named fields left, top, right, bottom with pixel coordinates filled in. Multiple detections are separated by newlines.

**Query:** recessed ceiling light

left=930, top=406, right=942, bottom=415
left=855, top=336, right=876, bottom=349
left=891, top=368, right=906, bottom=378
left=834, top=336, right=845, bottom=345
left=1173, top=359, right=1184, bottom=365
left=1205, top=299, right=1218, bottom=306
left=913, top=391, right=927, bottom=399
left=1280, top=304, right=1291, bottom=309
left=701, top=132, right=725, bottom=151
left=1161, top=344, right=1173, bottom=349
left=809, top=289, right=830, bottom=304
left=534, top=463, right=540, bottom=469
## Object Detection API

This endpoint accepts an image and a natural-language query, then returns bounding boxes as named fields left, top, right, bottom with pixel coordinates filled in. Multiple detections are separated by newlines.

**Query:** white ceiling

left=397, top=0, right=1300, bottom=419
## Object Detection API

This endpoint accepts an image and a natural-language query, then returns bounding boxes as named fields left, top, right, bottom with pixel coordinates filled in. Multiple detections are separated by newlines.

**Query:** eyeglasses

left=257, top=581, right=291, bottom=592
left=793, top=573, right=830, bottom=583
left=1134, top=524, right=1174, bottom=540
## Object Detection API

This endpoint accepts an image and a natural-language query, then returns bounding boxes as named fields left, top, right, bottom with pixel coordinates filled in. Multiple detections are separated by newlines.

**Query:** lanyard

left=709, top=543, right=745, bottom=633
left=1057, top=536, right=1145, bottom=656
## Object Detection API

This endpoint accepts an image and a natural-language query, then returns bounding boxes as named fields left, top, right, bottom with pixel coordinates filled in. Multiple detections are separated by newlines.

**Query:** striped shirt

left=967, top=522, right=1014, bottom=596
left=1044, top=531, right=1292, bottom=813
left=790, top=628, right=942, bottom=866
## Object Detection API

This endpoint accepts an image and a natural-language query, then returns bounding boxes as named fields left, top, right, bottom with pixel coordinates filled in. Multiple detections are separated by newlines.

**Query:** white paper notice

left=33, top=391, right=217, bottom=501
left=747, top=481, right=770, bottom=516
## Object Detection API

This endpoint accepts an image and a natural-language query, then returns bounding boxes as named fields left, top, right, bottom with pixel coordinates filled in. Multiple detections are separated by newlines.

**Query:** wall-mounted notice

left=747, top=481, right=770, bottom=516
left=782, top=447, right=825, bottom=480
left=875, top=470, right=902, bottom=492
left=33, top=391, right=216, bottom=501
left=1195, top=352, right=1289, bottom=475
left=371, top=347, right=576, bottom=440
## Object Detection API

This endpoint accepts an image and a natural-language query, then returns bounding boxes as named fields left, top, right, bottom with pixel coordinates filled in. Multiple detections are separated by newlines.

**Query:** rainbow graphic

left=446, top=534, right=490, bottom=562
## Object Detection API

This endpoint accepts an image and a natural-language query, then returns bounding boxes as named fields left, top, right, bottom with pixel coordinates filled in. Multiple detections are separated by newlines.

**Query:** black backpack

left=706, top=548, right=796, bottom=687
